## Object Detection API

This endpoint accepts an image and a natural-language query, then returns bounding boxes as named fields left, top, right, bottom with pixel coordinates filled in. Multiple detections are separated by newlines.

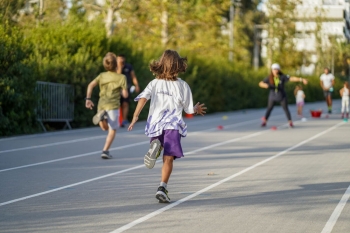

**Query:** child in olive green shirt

left=85, top=52, right=128, bottom=159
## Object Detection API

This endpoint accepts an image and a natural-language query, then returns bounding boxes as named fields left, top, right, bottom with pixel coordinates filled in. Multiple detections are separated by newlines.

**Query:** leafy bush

left=0, top=23, right=38, bottom=136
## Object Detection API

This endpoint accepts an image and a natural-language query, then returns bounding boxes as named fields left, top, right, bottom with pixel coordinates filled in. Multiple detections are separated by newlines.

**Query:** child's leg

left=161, top=155, right=174, bottom=184
left=99, top=120, right=109, bottom=131
left=100, top=109, right=119, bottom=159
left=103, top=128, right=116, bottom=151
left=297, top=105, right=301, bottom=115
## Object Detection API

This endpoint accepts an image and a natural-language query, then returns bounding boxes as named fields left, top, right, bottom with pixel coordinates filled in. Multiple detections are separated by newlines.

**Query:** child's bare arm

left=340, top=88, right=343, bottom=97
left=122, top=88, right=128, bottom=98
left=86, top=80, right=98, bottom=110
left=128, top=98, right=148, bottom=131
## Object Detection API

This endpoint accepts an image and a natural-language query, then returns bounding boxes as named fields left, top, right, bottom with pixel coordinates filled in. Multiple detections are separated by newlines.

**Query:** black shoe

left=156, top=186, right=170, bottom=203
left=328, top=110, right=332, bottom=114
left=101, top=151, right=113, bottom=159
left=261, top=122, right=266, bottom=127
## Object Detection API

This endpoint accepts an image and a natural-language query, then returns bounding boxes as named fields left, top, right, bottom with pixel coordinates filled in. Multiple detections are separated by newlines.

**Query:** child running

left=128, top=50, right=206, bottom=203
left=85, top=52, right=128, bottom=159
left=340, top=81, right=349, bottom=119
left=294, top=85, right=306, bottom=117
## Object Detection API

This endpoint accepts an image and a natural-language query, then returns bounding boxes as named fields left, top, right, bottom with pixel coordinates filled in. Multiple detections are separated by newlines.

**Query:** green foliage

left=0, top=23, right=38, bottom=136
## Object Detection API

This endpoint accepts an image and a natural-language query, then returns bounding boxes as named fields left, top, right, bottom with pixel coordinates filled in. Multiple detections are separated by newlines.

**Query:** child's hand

left=302, top=79, right=308, bottom=85
left=128, top=116, right=139, bottom=131
left=194, top=102, right=207, bottom=116
left=85, top=100, right=94, bottom=110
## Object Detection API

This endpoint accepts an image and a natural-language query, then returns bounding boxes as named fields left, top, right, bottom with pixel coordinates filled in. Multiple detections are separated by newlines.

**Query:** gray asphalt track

left=0, top=101, right=349, bottom=233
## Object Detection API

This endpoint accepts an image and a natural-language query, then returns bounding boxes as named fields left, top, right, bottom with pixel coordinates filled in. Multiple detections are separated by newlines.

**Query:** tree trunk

left=106, top=7, right=114, bottom=38
left=161, top=6, right=168, bottom=46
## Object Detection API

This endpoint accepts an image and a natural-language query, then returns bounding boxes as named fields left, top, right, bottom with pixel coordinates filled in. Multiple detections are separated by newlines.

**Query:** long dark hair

left=268, top=70, right=284, bottom=85
left=149, top=50, right=187, bottom=81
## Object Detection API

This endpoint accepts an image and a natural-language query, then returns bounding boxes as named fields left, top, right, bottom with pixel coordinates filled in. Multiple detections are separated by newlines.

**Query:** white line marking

left=321, top=185, right=350, bottom=233
left=0, top=117, right=264, bottom=173
left=109, top=121, right=344, bottom=233
left=0, top=113, right=284, bottom=154
left=0, top=130, right=143, bottom=154
left=0, top=118, right=273, bottom=207
left=0, top=141, right=149, bottom=172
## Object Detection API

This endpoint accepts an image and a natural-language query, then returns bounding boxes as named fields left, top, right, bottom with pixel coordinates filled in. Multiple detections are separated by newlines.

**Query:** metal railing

left=36, top=81, right=74, bottom=132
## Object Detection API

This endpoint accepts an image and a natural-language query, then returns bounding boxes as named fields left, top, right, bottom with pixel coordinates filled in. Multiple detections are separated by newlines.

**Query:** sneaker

left=289, top=122, right=294, bottom=128
left=261, top=122, right=266, bottom=127
left=341, top=114, right=344, bottom=119
left=93, top=110, right=106, bottom=125
left=156, top=186, right=170, bottom=203
left=120, top=120, right=129, bottom=128
left=144, top=139, right=162, bottom=169
left=101, top=151, right=113, bottom=159
left=328, top=109, right=332, bottom=114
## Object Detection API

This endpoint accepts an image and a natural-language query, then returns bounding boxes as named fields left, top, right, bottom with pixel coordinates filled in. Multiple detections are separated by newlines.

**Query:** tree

left=82, top=0, right=126, bottom=38
left=264, top=0, right=302, bottom=69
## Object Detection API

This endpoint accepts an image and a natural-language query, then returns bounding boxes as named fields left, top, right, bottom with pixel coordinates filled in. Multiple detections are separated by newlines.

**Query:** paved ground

left=0, top=101, right=349, bottom=233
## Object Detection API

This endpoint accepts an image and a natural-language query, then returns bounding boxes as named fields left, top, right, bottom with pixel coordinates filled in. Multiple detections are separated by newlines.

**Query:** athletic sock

left=160, top=182, right=167, bottom=189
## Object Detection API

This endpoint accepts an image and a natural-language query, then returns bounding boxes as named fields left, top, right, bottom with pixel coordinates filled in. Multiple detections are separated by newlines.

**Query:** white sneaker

left=93, top=110, right=106, bottom=125
left=144, top=139, right=162, bottom=169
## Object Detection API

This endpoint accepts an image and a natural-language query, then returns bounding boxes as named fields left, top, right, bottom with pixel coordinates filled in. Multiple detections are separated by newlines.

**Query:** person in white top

left=339, top=81, right=349, bottom=119
left=320, top=68, right=335, bottom=113
left=294, top=85, right=306, bottom=117
left=128, top=50, right=206, bottom=203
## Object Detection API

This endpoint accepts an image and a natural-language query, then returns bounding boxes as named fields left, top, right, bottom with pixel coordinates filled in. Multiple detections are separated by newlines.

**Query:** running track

left=0, top=101, right=349, bottom=233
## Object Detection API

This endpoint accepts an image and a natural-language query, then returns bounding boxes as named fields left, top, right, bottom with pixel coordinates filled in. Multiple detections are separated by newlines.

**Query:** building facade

left=260, top=0, right=350, bottom=74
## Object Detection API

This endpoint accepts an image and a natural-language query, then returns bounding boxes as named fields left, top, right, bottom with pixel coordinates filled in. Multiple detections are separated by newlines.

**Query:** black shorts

left=323, top=91, right=332, bottom=98
left=120, top=88, right=131, bottom=103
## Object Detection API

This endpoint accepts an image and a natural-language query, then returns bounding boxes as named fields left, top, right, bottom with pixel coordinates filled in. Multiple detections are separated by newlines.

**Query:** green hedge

left=0, top=24, right=38, bottom=136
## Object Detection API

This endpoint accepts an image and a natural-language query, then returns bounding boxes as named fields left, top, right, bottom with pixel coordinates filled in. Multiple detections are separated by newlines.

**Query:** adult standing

left=116, top=54, right=140, bottom=127
left=320, top=68, right=335, bottom=114
left=259, top=63, right=308, bottom=128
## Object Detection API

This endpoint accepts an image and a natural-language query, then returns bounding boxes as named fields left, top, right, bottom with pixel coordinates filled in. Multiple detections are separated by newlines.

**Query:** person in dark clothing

left=116, top=54, right=140, bottom=127
left=259, top=63, right=308, bottom=128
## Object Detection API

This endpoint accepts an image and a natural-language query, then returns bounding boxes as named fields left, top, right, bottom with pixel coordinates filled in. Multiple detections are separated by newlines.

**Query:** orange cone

left=119, top=107, right=123, bottom=126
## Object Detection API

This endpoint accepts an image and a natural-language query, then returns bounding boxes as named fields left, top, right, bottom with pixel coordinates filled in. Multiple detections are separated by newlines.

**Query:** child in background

left=294, top=85, right=305, bottom=117
left=128, top=50, right=206, bottom=203
left=340, top=81, right=349, bottom=119
left=85, top=52, right=128, bottom=159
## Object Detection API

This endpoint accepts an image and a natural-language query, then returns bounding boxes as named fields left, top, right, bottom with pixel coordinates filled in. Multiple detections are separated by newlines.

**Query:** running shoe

left=156, top=186, right=170, bottom=203
left=93, top=110, right=106, bottom=125
left=289, top=122, right=294, bottom=128
left=144, top=139, right=162, bottom=169
left=101, top=151, right=113, bottom=159
left=120, top=120, right=129, bottom=128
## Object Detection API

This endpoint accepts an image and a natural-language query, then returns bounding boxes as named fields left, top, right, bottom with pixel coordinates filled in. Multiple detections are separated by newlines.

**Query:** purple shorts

left=296, top=101, right=304, bottom=107
left=150, top=130, right=184, bottom=159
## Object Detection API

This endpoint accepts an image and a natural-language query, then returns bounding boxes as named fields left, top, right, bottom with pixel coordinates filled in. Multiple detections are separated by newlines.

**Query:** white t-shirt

left=296, top=90, right=305, bottom=103
left=342, top=87, right=349, bottom=99
left=135, top=78, right=195, bottom=137
left=320, top=73, right=335, bottom=89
